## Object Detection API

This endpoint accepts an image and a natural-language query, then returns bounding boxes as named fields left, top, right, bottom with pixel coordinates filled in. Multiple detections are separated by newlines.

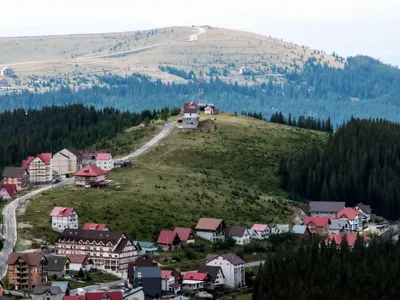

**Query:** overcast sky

left=2, top=0, right=399, bottom=66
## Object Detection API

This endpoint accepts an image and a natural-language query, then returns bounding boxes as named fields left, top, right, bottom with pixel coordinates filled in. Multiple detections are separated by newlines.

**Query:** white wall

left=51, top=211, right=78, bottom=232
left=96, top=159, right=114, bottom=171
left=206, top=256, right=245, bottom=288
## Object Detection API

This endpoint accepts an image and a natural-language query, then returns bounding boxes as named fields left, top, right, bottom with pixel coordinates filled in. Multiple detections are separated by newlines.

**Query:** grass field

left=17, top=114, right=327, bottom=244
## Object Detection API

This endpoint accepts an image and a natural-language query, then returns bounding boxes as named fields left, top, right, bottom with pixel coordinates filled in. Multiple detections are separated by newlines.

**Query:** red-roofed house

left=204, top=106, right=214, bottom=115
left=174, top=227, right=195, bottom=243
left=182, top=101, right=200, bottom=129
left=161, top=270, right=181, bottom=293
left=182, top=272, right=210, bottom=292
left=58, top=254, right=92, bottom=271
left=0, top=184, right=17, bottom=199
left=157, top=230, right=182, bottom=251
left=96, top=153, right=114, bottom=171
left=195, top=218, right=226, bottom=242
left=304, top=217, right=330, bottom=236
left=50, top=207, right=79, bottom=233
left=24, top=153, right=53, bottom=185
left=2, top=167, right=29, bottom=191
left=325, top=232, right=370, bottom=248
left=82, top=223, right=110, bottom=231
left=85, top=291, right=123, bottom=300
left=74, top=165, right=108, bottom=188
left=251, top=224, right=271, bottom=240
left=336, top=208, right=363, bottom=231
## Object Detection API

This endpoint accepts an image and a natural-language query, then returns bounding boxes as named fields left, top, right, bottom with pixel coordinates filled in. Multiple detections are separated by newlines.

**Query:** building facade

left=6, top=253, right=47, bottom=293
left=73, top=165, right=107, bottom=188
left=23, top=153, right=53, bottom=185
left=205, top=253, right=245, bottom=288
left=195, top=218, right=226, bottom=242
left=52, top=148, right=83, bottom=176
left=1, top=67, right=14, bottom=76
left=309, top=201, right=346, bottom=217
left=182, top=101, right=200, bottom=129
left=50, top=207, right=79, bottom=233
left=55, top=229, right=138, bottom=275
left=2, top=167, right=29, bottom=191
left=96, top=153, right=114, bottom=171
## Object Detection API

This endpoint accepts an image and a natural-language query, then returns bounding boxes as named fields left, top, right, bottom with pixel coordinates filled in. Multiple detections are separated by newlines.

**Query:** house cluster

left=181, top=101, right=216, bottom=129
left=293, top=201, right=372, bottom=246
left=1, top=149, right=115, bottom=197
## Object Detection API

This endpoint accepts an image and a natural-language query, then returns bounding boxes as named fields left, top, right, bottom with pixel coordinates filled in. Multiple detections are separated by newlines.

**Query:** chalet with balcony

left=23, top=153, right=53, bottom=185
left=6, top=253, right=47, bottom=292
left=50, top=207, right=79, bottom=233
left=195, top=218, right=226, bottom=242
left=0, top=184, right=17, bottom=200
left=157, top=230, right=182, bottom=251
left=303, top=217, right=330, bottom=236
left=96, top=153, right=114, bottom=171
left=2, top=167, right=29, bottom=191
left=73, top=165, right=108, bottom=188
left=174, top=227, right=195, bottom=243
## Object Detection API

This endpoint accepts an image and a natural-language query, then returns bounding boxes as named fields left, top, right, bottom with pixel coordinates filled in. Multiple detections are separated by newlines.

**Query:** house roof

left=205, top=253, right=245, bottom=265
left=51, top=282, right=69, bottom=293
left=82, top=223, right=108, bottom=231
left=58, top=229, right=125, bottom=246
left=292, top=225, right=308, bottom=235
left=6, top=253, right=45, bottom=266
left=22, top=156, right=35, bottom=169
left=62, top=254, right=88, bottom=264
left=195, top=218, right=223, bottom=231
left=183, top=101, right=199, bottom=110
left=132, top=258, right=157, bottom=268
left=336, top=208, right=362, bottom=220
left=66, top=148, right=83, bottom=159
left=86, top=291, right=123, bottom=300
left=0, top=184, right=16, bottom=198
left=161, top=270, right=173, bottom=279
left=135, top=241, right=156, bottom=248
left=96, top=153, right=111, bottom=160
left=183, top=272, right=208, bottom=281
left=45, top=255, right=70, bottom=271
left=304, top=216, right=330, bottom=227
left=157, top=230, right=180, bottom=245
left=325, top=233, right=369, bottom=247
left=174, top=227, right=193, bottom=242
left=356, top=203, right=371, bottom=214
left=50, top=207, right=76, bottom=217
left=74, top=164, right=107, bottom=177
left=251, top=224, right=269, bottom=232
left=329, top=219, right=349, bottom=230
left=37, top=153, right=52, bottom=165
left=32, top=285, right=61, bottom=295
left=2, top=167, right=26, bottom=178
left=309, top=201, right=345, bottom=213
left=197, top=265, right=225, bottom=282
left=135, top=266, right=161, bottom=279
left=228, top=226, right=247, bottom=237
left=204, top=106, right=214, bottom=111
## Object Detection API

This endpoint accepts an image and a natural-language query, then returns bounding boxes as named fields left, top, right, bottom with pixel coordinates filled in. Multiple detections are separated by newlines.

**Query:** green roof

left=46, top=256, right=69, bottom=272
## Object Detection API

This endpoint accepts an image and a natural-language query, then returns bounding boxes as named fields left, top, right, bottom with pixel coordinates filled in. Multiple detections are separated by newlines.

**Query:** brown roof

left=67, top=148, right=83, bottom=159
left=7, top=253, right=45, bottom=266
left=228, top=226, right=247, bottom=237
left=197, top=265, right=225, bottom=282
left=57, top=229, right=124, bottom=246
left=195, top=218, right=224, bottom=231
left=206, top=253, right=245, bottom=265
left=2, top=167, right=27, bottom=178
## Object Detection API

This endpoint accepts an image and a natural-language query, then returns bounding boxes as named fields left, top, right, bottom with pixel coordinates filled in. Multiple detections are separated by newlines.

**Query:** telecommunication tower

left=198, top=70, right=204, bottom=103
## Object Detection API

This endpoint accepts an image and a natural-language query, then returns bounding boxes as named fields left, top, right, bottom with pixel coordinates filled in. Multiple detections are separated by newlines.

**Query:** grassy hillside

left=0, top=26, right=342, bottom=90
left=17, top=114, right=327, bottom=245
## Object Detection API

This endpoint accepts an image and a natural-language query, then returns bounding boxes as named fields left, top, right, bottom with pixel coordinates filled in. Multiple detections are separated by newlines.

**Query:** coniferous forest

left=0, top=104, right=177, bottom=172
left=1, top=56, right=400, bottom=125
left=253, top=238, right=400, bottom=300
left=280, top=118, right=400, bottom=220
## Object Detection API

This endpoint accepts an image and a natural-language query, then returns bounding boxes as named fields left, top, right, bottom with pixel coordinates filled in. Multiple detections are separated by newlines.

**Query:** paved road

left=0, top=179, right=71, bottom=279
left=70, top=279, right=125, bottom=295
left=245, top=260, right=264, bottom=268
left=120, top=122, right=175, bottom=161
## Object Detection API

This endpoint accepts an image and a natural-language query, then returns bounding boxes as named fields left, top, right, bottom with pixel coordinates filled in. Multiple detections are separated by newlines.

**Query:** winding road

left=0, top=122, right=175, bottom=280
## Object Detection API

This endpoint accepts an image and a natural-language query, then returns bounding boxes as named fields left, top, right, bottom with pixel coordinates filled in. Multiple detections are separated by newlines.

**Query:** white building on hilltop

left=182, top=101, right=200, bottom=129
left=50, top=206, right=79, bottom=232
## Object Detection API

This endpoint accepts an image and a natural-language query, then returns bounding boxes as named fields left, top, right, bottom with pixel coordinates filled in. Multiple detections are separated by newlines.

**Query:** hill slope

left=17, top=114, right=327, bottom=245
left=0, top=26, right=342, bottom=89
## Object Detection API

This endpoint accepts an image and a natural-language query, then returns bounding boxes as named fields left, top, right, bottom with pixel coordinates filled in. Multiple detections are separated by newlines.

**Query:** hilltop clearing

left=17, top=113, right=327, bottom=244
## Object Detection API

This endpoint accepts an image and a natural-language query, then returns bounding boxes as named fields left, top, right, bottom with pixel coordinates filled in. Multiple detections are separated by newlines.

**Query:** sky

left=1, top=0, right=399, bottom=66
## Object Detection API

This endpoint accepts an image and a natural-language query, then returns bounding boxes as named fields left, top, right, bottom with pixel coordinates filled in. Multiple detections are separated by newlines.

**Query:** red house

left=304, top=216, right=330, bottom=236
left=325, top=232, right=370, bottom=248
left=174, top=227, right=195, bottom=243
left=82, top=223, right=110, bottom=231
left=74, top=165, right=108, bottom=188
left=157, top=230, right=182, bottom=251
left=0, top=184, right=17, bottom=200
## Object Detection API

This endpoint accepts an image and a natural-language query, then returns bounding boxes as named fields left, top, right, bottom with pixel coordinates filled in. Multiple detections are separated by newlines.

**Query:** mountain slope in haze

left=0, top=26, right=342, bottom=89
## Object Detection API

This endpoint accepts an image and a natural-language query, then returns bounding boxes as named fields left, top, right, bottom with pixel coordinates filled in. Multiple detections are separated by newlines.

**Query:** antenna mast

left=198, top=70, right=204, bottom=103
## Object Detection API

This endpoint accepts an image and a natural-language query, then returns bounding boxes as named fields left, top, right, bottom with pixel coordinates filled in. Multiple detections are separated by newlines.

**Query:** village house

left=195, top=218, right=226, bottom=242
left=355, top=203, right=372, bottom=224
left=46, top=255, right=70, bottom=279
left=133, top=267, right=162, bottom=299
left=50, top=207, right=79, bottom=233
left=157, top=230, right=182, bottom=251
left=82, top=223, right=110, bottom=231
left=161, top=270, right=181, bottom=294
left=23, top=153, right=53, bottom=185
left=73, top=165, right=108, bottom=188
left=251, top=224, right=271, bottom=240
left=227, top=226, right=252, bottom=245
left=182, top=101, right=200, bottom=129
left=304, top=217, right=330, bottom=236
left=174, top=227, right=195, bottom=243
left=205, top=253, right=245, bottom=288
left=197, top=265, right=225, bottom=291
left=96, top=153, right=114, bottom=171
left=335, top=208, right=364, bottom=231
left=59, top=254, right=92, bottom=272
left=52, top=148, right=83, bottom=176
left=0, top=184, right=16, bottom=200
left=55, top=229, right=138, bottom=275
left=2, top=167, right=29, bottom=190
left=309, top=201, right=346, bottom=217
left=134, top=241, right=158, bottom=257
left=6, top=253, right=47, bottom=292
left=78, top=149, right=110, bottom=166
left=325, top=232, right=370, bottom=248
left=204, top=106, right=214, bottom=115
left=0, top=77, right=9, bottom=86
left=1, top=67, right=14, bottom=77
left=328, top=219, right=350, bottom=234
left=65, top=291, right=124, bottom=300
left=182, top=272, right=209, bottom=292
left=270, top=224, right=290, bottom=234
left=292, top=225, right=312, bottom=238
left=31, top=285, right=63, bottom=300
left=50, top=282, right=69, bottom=296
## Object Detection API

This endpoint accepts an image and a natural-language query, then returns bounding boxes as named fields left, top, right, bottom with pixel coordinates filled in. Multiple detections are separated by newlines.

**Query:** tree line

left=253, top=237, right=400, bottom=300
left=279, top=117, right=400, bottom=219
left=0, top=104, right=178, bottom=173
